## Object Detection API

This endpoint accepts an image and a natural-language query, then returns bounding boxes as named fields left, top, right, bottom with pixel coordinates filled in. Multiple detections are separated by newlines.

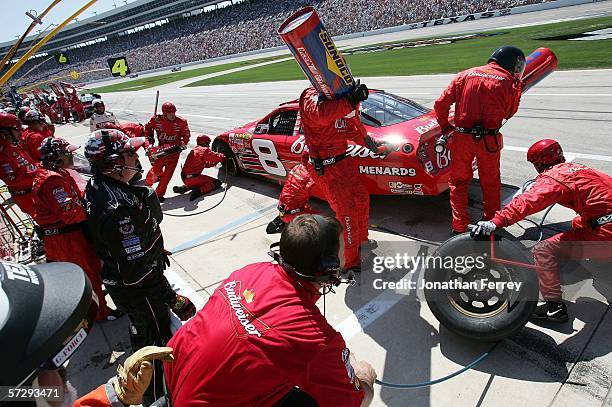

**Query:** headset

left=99, top=130, right=143, bottom=176
left=268, top=215, right=355, bottom=292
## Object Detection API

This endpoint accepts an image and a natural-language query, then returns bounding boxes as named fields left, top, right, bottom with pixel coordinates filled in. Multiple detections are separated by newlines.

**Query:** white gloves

left=472, top=221, right=497, bottom=236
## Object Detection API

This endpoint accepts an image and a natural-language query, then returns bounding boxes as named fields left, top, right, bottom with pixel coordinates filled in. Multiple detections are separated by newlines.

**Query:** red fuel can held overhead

left=279, top=6, right=355, bottom=100
left=522, top=47, right=558, bottom=93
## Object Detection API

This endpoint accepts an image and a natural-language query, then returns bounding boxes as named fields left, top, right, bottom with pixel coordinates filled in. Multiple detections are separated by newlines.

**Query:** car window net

left=360, top=92, right=430, bottom=127
left=270, top=110, right=298, bottom=135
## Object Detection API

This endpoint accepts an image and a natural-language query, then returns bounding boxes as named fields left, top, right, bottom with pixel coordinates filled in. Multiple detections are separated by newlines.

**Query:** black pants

left=107, top=283, right=172, bottom=406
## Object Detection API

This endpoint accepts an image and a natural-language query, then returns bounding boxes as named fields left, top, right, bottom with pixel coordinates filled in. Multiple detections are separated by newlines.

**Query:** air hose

left=163, top=165, right=229, bottom=218
left=367, top=223, right=500, bottom=389
left=375, top=342, right=499, bottom=389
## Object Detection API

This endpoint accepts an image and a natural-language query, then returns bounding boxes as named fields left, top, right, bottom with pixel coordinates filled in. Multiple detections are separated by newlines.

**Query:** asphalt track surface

left=59, top=3, right=612, bottom=406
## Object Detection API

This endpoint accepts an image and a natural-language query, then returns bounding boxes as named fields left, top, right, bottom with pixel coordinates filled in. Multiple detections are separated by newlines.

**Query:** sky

left=0, top=0, right=142, bottom=43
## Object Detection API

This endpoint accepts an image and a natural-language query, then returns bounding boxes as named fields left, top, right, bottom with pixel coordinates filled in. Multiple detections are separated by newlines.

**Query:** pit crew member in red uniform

left=145, top=102, right=190, bottom=201
left=163, top=214, right=376, bottom=406
left=52, top=95, right=71, bottom=123
left=300, top=84, right=387, bottom=270
left=172, top=134, right=225, bottom=201
left=21, top=109, right=54, bottom=161
left=266, top=159, right=316, bottom=234
left=32, top=137, right=121, bottom=321
left=435, top=46, right=525, bottom=234
left=0, top=113, right=37, bottom=217
left=473, top=139, right=612, bottom=323
left=69, top=90, right=86, bottom=121
left=84, top=129, right=196, bottom=404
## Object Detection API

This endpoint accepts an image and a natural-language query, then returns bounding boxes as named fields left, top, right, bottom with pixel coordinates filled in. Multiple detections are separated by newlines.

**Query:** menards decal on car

left=359, top=166, right=416, bottom=177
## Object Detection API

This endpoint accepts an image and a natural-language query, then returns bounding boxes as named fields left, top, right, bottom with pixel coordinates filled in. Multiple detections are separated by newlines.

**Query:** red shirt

left=20, top=127, right=53, bottom=161
left=492, top=162, right=612, bottom=236
left=165, top=262, right=365, bottom=406
left=119, top=122, right=145, bottom=138
left=145, top=115, right=190, bottom=147
left=181, top=146, right=225, bottom=176
left=434, top=62, right=522, bottom=131
left=32, top=166, right=86, bottom=228
left=0, top=139, right=37, bottom=192
left=300, top=87, right=367, bottom=158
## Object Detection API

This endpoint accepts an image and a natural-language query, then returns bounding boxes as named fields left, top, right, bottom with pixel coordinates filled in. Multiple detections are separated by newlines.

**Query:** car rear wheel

left=424, top=233, right=539, bottom=342
left=213, top=141, right=240, bottom=176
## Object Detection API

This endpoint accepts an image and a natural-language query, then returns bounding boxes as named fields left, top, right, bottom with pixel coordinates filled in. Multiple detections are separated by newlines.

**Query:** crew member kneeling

left=172, top=134, right=225, bottom=201
left=165, top=214, right=377, bottom=406
left=473, top=139, right=612, bottom=322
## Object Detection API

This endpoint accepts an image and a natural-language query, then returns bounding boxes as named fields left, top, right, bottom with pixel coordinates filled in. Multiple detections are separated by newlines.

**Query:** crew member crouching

left=172, top=134, right=225, bottom=201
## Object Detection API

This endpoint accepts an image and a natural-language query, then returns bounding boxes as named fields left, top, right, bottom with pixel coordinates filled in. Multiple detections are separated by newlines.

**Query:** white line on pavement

left=335, top=271, right=419, bottom=341
left=524, top=93, right=612, bottom=97
left=122, top=109, right=240, bottom=121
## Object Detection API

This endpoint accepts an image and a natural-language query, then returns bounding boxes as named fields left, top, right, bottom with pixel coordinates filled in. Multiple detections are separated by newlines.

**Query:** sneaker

left=266, top=216, right=286, bottom=234
left=173, top=186, right=187, bottom=194
left=532, top=301, right=568, bottom=323
left=105, top=309, right=125, bottom=322
left=189, top=189, right=204, bottom=201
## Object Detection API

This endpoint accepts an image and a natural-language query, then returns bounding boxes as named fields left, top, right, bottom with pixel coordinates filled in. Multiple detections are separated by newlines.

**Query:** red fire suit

left=119, top=122, right=145, bottom=138
left=0, top=139, right=37, bottom=217
left=435, top=62, right=522, bottom=232
left=177, top=145, right=225, bottom=194
left=52, top=97, right=70, bottom=123
left=73, top=381, right=118, bottom=407
left=278, top=162, right=316, bottom=223
left=32, top=166, right=111, bottom=320
left=37, top=100, right=59, bottom=124
left=145, top=115, right=190, bottom=197
left=20, top=126, right=53, bottom=161
left=165, top=261, right=365, bottom=406
left=300, top=87, right=370, bottom=268
left=492, top=162, right=612, bottom=301
left=70, top=93, right=86, bottom=121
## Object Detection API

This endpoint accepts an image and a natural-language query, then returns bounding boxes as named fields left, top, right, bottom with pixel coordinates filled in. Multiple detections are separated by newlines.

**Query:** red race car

left=213, top=90, right=450, bottom=197
left=212, top=48, right=557, bottom=197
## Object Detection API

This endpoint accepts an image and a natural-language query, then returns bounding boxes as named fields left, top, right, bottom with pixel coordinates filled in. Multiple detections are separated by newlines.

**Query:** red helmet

left=196, top=134, right=211, bottom=146
left=527, top=139, right=564, bottom=166
left=161, top=102, right=176, bottom=114
left=39, top=137, right=78, bottom=168
left=0, top=113, right=21, bottom=129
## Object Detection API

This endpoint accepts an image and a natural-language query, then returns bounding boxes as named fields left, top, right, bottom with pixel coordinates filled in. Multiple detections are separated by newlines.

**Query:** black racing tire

left=424, top=232, right=539, bottom=342
left=213, top=140, right=240, bottom=176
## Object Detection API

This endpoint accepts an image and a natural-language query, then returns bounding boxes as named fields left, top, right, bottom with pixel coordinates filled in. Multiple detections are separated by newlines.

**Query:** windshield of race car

left=360, top=91, right=430, bottom=127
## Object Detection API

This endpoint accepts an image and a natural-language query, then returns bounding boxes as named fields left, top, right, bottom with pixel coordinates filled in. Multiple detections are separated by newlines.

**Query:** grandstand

left=3, top=0, right=548, bottom=87
left=0, top=0, right=236, bottom=60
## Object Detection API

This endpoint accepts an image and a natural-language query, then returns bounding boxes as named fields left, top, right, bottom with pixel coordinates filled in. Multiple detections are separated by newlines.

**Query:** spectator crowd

left=12, top=0, right=547, bottom=86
